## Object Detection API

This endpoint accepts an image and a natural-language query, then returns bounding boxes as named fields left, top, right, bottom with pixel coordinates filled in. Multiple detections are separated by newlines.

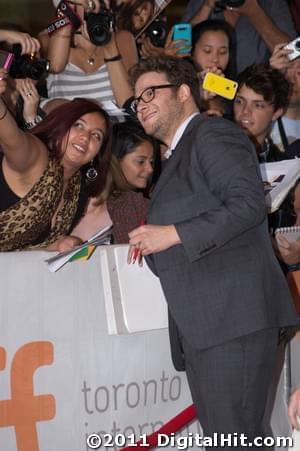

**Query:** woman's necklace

left=87, top=54, right=96, bottom=66
left=86, top=46, right=98, bottom=66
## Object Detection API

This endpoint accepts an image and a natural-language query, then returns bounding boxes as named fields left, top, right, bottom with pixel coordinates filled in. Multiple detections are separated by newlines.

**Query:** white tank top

left=46, top=61, right=116, bottom=105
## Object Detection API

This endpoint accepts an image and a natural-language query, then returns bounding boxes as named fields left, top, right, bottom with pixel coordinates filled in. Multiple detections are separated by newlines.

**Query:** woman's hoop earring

left=86, top=160, right=98, bottom=182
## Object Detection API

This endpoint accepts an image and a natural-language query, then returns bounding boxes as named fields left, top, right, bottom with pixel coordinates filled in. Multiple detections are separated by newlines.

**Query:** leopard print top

left=0, top=157, right=81, bottom=251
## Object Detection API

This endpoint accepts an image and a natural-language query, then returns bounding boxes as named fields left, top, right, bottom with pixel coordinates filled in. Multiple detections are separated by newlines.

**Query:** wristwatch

left=23, top=114, right=44, bottom=130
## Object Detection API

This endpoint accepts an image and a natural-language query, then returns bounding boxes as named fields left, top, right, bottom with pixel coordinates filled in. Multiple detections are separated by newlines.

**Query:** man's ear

left=178, top=83, right=192, bottom=103
left=272, top=108, right=284, bottom=122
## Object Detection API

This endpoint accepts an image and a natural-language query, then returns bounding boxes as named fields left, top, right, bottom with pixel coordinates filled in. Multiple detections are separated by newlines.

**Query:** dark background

left=0, top=0, right=186, bottom=35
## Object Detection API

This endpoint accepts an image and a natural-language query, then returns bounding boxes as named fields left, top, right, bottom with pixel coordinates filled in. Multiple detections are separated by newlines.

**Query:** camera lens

left=29, top=60, right=50, bottom=80
left=85, top=12, right=113, bottom=46
left=145, top=18, right=169, bottom=47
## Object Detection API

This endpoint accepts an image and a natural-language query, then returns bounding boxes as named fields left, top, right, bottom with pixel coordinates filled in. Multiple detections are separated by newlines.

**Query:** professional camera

left=145, top=17, right=169, bottom=48
left=284, top=37, right=300, bottom=61
left=84, top=1, right=115, bottom=46
left=214, top=0, right=245, bottom=9
left=9, top=45, right=50, bottom=80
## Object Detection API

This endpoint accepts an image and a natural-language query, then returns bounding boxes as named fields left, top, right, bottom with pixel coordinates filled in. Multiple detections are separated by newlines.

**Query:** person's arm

left=129, top=119, right=266, bottom=260
left=46, top=23, right=73, bottom=74
left=189, top=0, right=217, bottom=25
left=103, top=29, right=138, bottom=107
left=0, top=29, right=40, bottom=55
left=0, top=71, right=47, bottom=174
left=232, top=0, right=296, bottom=53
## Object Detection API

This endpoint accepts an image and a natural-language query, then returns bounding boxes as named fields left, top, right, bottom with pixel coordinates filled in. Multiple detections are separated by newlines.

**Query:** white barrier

left=0, top=248, right=199, bottom=451
left=0, top=246, right=298, bottom=451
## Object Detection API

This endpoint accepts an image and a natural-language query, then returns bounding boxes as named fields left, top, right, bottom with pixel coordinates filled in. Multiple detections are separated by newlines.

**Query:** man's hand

left=288, top=387, right=300, bottom=430
left=127, top=224, right=181, bottom=264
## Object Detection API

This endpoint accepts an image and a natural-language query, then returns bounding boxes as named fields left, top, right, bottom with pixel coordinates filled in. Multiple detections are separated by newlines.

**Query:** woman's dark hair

left=111, top=121, right=161, bottom=196
left=31, top=98, right=112, bottom=197
left=191, top=19, right=237, bottom=78
left=112, top=121, right=156, bottom=159
left=116, top=0, right=155, bottom=33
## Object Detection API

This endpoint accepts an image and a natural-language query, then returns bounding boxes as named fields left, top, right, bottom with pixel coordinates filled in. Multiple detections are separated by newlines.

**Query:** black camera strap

left=47, top=0, right=81, bottom=35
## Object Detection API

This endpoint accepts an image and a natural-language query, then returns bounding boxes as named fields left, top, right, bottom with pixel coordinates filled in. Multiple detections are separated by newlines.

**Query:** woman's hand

left=0, top=29, right=40, bottom=55
left=273, top=234, right=300, bottom=266
left=139, top=28, right=191, bottom=59
left=47, top=235, right=83, bottom=252
left=0, top=69, right=8, bottom=94
left=199, top=67, right=224, bottom=100
left=17, top=79, right=40, bottom=123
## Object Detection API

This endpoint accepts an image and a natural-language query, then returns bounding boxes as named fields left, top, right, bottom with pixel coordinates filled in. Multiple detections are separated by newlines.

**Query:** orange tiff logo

left=0, top=341, right=56, bottom=451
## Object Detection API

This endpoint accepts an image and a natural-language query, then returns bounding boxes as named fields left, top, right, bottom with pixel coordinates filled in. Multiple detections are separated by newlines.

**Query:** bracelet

left=23, top=114, right=43, bottom=130
left=0, top=104, right=7, bottom=121
left=287, top=262, right=300, bottom=272
left=104, top=54, right=122, bottom=63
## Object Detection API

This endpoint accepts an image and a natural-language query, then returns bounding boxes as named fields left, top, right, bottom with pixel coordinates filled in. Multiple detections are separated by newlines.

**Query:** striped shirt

left=45, top=62, right=117, bottom=105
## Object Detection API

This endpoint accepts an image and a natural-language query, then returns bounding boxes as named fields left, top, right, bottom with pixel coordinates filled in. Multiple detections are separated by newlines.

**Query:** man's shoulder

left=186, top=115, right=246, bottom=140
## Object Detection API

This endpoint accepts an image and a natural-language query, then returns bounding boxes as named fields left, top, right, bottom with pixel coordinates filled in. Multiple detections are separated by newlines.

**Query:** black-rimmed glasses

left=131, top=84, right=177, bottom=113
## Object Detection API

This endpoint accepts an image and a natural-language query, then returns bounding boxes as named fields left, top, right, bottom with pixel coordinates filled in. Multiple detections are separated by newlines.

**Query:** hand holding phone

left=172, top=23, right=192, bottom=55
left=202, top=72, right=238, bottom=100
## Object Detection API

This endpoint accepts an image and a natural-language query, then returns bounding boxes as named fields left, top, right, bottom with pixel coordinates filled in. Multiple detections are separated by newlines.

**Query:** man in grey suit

left=128, top=56, right=298, bottom=448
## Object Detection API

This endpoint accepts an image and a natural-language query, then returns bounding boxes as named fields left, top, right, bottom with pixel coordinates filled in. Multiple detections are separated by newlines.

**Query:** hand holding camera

left=0, top=30, right=40, bottom=56
left=0, top=69, right=7, bottom=93
left=269, top=43, right=293, bottom=72
left=84, top=2, right=115, bottom=46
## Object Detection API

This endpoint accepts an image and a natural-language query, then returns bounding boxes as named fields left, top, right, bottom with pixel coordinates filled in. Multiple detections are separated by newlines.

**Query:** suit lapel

left=150, top=115, right=203, bottom=204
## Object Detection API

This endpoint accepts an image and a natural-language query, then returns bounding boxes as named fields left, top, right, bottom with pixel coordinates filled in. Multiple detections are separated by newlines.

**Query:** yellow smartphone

left=202, top=72, right=238, bottom=100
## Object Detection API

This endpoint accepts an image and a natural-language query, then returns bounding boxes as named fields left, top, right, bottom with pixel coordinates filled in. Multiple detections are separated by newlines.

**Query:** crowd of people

left=1, top=0, right=300, bottom=445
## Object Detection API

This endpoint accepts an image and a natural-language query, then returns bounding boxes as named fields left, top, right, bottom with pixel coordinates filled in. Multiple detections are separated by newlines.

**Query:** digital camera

left=215, top=0, right=245, bottom=9
left=9, top=45, right=49, bottom=80
left=284, top=37, right=300, bottom=61
left=85, top=2, right=115, bottom=46
left=145, top=17, right=169, bottom=48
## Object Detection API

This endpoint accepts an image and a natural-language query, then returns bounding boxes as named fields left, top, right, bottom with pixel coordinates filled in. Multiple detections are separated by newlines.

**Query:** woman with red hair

left=0, top=71, right=111, bottom=251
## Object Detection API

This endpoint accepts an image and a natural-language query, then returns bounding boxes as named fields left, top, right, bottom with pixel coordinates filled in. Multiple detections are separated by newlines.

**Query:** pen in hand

left=131, top=220, right=145, bottom=264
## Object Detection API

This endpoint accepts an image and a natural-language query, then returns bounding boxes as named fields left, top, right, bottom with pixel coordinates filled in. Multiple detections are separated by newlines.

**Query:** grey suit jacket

left=146, top=114, right=298, bottom=351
